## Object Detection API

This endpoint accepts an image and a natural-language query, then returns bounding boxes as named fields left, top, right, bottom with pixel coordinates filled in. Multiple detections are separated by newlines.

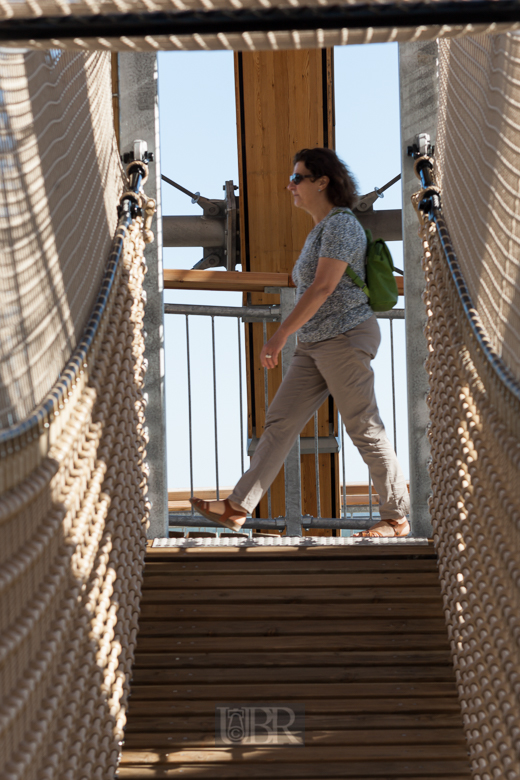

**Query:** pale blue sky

left=158, top=44, right=409, bottom=492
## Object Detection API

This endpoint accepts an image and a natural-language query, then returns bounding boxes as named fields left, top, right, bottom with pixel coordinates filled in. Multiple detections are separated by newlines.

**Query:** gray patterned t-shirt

left=292, top=209, right=372, bottom=342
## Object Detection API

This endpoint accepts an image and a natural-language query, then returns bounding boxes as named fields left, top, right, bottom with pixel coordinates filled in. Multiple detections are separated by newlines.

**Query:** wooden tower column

left=235, top=49, right=338, bottom=529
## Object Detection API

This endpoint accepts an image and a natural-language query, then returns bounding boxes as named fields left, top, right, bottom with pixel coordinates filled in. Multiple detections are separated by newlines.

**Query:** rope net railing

left=0, top=0, right=519, bottom=52
left=0, top=50, right=123, bottom=428
left=414, top=31, right=520, bottom=780
left=0, top=0, right=516, bottom=15
left=0, top=51, right=151, bottom=780
left=437, top=32, right=520, bottom=386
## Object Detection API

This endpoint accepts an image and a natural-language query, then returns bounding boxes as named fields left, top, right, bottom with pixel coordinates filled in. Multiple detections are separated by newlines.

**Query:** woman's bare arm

left=261, top=256, right=348, bottom=368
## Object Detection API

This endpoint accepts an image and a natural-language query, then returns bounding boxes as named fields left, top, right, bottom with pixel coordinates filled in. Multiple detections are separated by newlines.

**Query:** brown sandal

left=190, top=497, right=247, bottom=532
left=353, top=519, right=410, bottom=538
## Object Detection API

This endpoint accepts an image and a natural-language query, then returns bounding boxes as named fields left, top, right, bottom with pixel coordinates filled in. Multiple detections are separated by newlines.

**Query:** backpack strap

left=344, top=265, right=370, bottom=297
left=317, top=208, right=370, bottom=298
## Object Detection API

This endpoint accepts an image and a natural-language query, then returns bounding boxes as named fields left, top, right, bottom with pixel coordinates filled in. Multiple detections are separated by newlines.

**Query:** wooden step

left=143, top=558, right=439, bottom=573
left=134, top=634, right=451, bottom=652
left=143, top=567, right=439, bottom=584
left=127, top=696, right=462, bottom=716
left=118, top=767, right=472, bottom=779
left=119, top=542, right=471, bottom=779
left=132, top=650, right=452, bottom=667
left=140, top=585, right=443, bottom=603
left=144, top=556, right=440, bottom=571
left=124, top=712, right=465, bottom=733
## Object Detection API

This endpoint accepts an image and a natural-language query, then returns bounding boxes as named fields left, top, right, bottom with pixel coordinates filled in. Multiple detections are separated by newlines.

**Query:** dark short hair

left=293, top=148, right=359, bottom=209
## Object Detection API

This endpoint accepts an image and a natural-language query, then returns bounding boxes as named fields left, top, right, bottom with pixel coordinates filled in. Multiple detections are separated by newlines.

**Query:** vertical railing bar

left=279, top=287, right=301, bottom=537
left=263, top=320, right=272, bottom=519
left=185, top=315, right=195, bottom=518
left=368, top=467, right=373, bottom=521
left=211, top=316, right=220, bottom=501
left=314, top=411, right=321, bottom=518
left=341, top=417, right=347, bottom=523
left=390, top=317, right=397, bottom=454
left=237, top=318, right=245, bottom=475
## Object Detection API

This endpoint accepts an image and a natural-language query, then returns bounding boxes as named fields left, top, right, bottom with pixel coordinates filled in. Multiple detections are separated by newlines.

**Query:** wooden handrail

left=164, top=270, right=295, bottom=292
left=164, top=269, right=404, bottom=295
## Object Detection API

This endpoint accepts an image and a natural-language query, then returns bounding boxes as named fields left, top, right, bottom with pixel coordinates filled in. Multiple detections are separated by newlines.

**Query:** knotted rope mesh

left=2, top=24, right=520, bottom=780
left=0, top=51, right=150, bottom=780
left=437, top=32, right=520, bottom=385
left=416, top=31, right=520, bottom=780
left=0, top=50, right=123, bottom=428
left=0, top=0, right=518, bottom=52
left=0, top=25, right=516, bottom=54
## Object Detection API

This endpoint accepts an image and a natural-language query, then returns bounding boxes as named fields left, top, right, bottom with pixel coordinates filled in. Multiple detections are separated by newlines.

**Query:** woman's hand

left=260, top=328, right=288, bottom=369
left=259, top=258, right=347, bottom=370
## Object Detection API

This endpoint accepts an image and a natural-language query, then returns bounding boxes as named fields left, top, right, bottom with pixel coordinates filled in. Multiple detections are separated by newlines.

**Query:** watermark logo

left=215, top=703, right=305, bottom=746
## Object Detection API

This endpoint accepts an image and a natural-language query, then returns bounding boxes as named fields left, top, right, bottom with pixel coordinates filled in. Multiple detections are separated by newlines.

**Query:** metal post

left=185, top=317, right=194, bottom=516
left=237, top=319, right=245, bottom=475
left=211, top=316, right=220, bottom=501
left=399, top=41, right=437, bottom=538
left=279, top=287, right=302, bottom=537
left=262, top=320, right=272, bottom=519
left=118, top=53, right=168, bottom=539
left=313, top=412, right=321, bottom=518
left=390, top=319, right=397, bottom=454
left=341, top=420, right=347, bottom=523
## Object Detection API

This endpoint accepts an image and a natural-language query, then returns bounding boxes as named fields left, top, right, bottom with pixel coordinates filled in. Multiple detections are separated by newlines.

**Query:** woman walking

left=191, top=147, right=410, bottom=537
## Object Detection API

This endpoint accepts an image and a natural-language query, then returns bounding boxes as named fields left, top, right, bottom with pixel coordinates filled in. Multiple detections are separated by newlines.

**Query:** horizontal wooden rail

left=164, top=270, right=404, bottom=295
left=164, top=270, right=294, bottom=291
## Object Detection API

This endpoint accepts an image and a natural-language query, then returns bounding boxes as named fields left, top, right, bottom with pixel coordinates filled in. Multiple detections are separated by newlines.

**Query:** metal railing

left=165, top=284, right=406, bottom=537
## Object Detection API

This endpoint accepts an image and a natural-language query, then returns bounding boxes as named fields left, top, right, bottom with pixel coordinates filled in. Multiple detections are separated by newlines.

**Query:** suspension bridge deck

left=118, top=540, right=471, bottom=779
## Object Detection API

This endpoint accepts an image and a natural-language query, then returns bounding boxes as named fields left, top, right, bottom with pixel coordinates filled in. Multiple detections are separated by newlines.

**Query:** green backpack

left=322, top=208, right=400, bottom=313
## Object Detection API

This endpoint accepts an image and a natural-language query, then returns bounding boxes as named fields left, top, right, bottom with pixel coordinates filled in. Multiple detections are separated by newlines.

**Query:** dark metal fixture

left=162, top=174, right=239, bottom=270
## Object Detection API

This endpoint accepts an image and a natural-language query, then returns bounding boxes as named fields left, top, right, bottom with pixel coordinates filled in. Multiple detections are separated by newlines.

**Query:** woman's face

left=287, top=161, right=326, bottom=212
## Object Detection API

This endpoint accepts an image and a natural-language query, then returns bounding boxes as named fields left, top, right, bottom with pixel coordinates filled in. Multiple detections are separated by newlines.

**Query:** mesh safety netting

left=416, top=31, right=520, bottom=780
left=0, top=0, right=518, bottom=51
left=0, top=0, right=510, bottom=14
left=437, top=32, right=520, bottom=385
left=1, top=23, right=520, bottom=780
left=0, top=51, right=150, bottom=780
left=0, top=50, right=123, bottom=427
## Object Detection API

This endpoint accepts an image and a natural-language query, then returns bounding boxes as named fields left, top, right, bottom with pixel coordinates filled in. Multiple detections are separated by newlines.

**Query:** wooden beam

left=163, top=269, right=294, bottom=291
left=164, top=269, right=404, bottom=294
left=235, top=49, right=351, bottom=532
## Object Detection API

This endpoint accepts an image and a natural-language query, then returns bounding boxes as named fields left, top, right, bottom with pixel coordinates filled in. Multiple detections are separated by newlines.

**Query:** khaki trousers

left=229, top=315, right=410, bottom=520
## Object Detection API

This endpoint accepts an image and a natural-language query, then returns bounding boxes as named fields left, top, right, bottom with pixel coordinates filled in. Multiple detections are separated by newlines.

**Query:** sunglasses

left=289, top=173, right=314, bottom=185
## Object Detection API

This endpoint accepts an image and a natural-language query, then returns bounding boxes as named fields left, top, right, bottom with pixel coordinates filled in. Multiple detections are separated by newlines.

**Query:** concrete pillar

left=399, top=41, right=438, bottom=539
left=118, top=53, right=168, bottom=539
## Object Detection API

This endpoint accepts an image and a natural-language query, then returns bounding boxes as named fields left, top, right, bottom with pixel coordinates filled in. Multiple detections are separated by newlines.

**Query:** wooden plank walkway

left=118, top=541, right=471, bottom=779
